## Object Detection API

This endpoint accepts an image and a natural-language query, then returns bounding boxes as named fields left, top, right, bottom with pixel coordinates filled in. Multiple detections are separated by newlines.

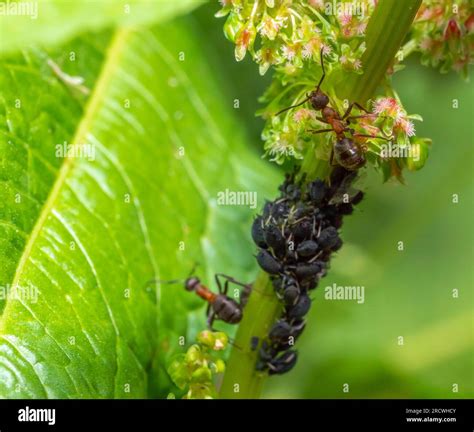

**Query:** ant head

left=309, top=89, right=329, bottom=110
left=184, top=277, right=200, bottom=291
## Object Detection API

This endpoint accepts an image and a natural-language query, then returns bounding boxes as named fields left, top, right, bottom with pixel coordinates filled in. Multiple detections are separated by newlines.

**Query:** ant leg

left=215, top=273, right=253, bottom=306
left=308, top=128, right=334, bottom=135
left=221, top=280, right=229, bottom=296
left=342, top=102, right=356, bottom=120
left=342, top=102, right=370, bottom=120
left=215, top=273, right=250, bottom=290
left=354, top=133, right=393, bottom=142
left=329, top=148, right=336, bottom=166
left=353, top=102, right=370, bottom=114
left=207, top=310, right=217, bottom=330
left=215, top=274, right=270, bottom=305
left=214, top=273, right=229, bottom=296
left=240, top=284, right=253, bottom=309
left=345, top=114, right=392, bottom=124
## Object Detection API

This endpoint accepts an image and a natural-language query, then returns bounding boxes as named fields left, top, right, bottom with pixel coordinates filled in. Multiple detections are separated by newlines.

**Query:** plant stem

left=339, top=0, right=422, bottom=104
left=299, top=143, right=332, bottom=182
left=219, top=0, right=422, bottom=399
left=219, top=272, right=281, bottom=398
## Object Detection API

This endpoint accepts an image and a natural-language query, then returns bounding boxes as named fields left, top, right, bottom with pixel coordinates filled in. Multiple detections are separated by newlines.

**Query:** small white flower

left=302, top=43, right=313, bottom=59
left=321, top=44, right=332, bottom=55
left=281, top=45, right=297, bottom=61
left=353, top=58, right=362, bottom=70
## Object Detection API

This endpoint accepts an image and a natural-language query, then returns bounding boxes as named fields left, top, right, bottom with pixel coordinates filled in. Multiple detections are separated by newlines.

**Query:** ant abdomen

left=334, top=137, right=366, bottom=171
left=213, top=296, right=242, bottom=324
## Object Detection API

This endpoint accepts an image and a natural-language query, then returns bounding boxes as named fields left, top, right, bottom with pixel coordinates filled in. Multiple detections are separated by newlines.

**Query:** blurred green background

left=193, top=4, right=474, bottom=399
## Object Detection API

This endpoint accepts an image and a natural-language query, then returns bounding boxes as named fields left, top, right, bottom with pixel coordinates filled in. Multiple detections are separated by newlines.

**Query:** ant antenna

left=315, top=47, right=326, bottom=91
left=275, top=95, right=311, bottom=116
left=145, top=277, right=184, bottom=287
left=186, top=262, right=199, bottom=278
left=275, top=49, right=327, bottom=117
left=146, top=262, right=200, bottom=287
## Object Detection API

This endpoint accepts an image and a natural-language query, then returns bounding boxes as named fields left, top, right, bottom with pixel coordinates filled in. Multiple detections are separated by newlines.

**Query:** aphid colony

left=251, top=166, right=364, bottom=375
left=165, top=166, right=362, bottom=377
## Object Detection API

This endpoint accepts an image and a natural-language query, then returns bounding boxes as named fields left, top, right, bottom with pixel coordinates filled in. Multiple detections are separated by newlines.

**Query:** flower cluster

left=407, top=0, right=473, bottom=78
left=217, top=1, right=437, bottom=181
left=167, top=330, right=228, bottom=399
left=217, top=0, right=375, bottom=75
left=358, top=97, right=431, bottom=181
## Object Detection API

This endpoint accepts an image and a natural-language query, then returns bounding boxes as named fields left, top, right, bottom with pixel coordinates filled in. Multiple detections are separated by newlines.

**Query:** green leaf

left=0, top=0, right=202, bottom=54
left=0, top=15, right=279, bottom=398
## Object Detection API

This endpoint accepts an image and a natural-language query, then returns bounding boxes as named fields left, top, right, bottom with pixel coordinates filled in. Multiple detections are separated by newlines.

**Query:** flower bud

left=185, top=344, right=201, bottom=364
left=191, top=366, right=212, bottom=383
left=235, top=22, right=257, bottom=61
left=197, top=330, right=215, bottom=348
left=444, top=18, right=461, bottom=40
left=223, top=12, right=243, bottom=43
left=465, top=14, right=474, bottom=34
left=215, top=0, right=232, bottom=18
left=167, top=356, right=189, bottom=390
left=214, top=359, right=226, bottom=374
left=184, top=383, right=215, bottom=399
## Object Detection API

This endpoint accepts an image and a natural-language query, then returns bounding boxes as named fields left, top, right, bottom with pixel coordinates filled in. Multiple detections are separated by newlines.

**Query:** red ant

left=276, top=49, right=392, bottom=171
left=150, top=269, right=252, bottom=329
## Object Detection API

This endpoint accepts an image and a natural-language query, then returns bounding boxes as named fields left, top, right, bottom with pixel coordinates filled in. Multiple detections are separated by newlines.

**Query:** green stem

left=219, top=0, right=422, bottom=399
left=299, top=142, right=332, bottom=182
left=339, top=0, right=422, bottom=104
left=219, top=272, right=281, bottom=398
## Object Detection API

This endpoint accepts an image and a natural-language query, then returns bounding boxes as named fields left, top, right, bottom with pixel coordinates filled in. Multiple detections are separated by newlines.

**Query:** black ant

left=276, top=49, right=391, bottom=171
left=150, top=270, right=252, bottom=329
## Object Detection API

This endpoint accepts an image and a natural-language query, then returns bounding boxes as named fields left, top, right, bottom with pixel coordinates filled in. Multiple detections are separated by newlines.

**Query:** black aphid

left=252, top=164, right=364, bottom=375
left=256, top=249, right=282, bottom=274
left=251, top=216, right=267, bottom=248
